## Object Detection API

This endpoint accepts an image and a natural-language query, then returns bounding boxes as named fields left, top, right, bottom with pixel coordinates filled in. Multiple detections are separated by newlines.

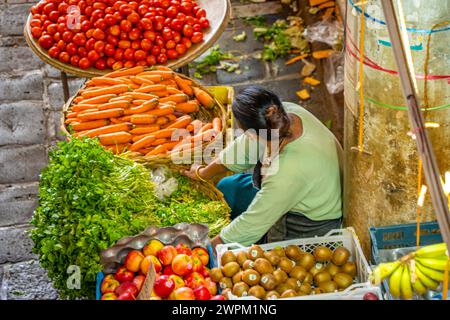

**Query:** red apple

left=363, top=292, right=379, bottom=300
left=158, top=245, right=177, bottom=266
left=115, top=282, right=139, bottom=298
left=153, top=275, right=175, bottom=298
left=104, top=274, right=115, bottom=282
left=191, top=254, right=204, bottom=273
left=171, top=254, right=193, bottom=276
left=193, top=285, right=212, bottom=300
left=192, top=247, right=209, bottom=266
left=176, top=243, right=192, bottom=255
left=101, top=278, right=120, bottom=294
left=132, top=275, right=146, bottom=292
left=114, top=266, right=134, bottom=283
left=204, top=277, right=217, bottom=296
left=143, top=239, right=165, bottom=256
left=211, top=295, right=225, bottom=300
left=163, top=265, right=175, bottom=275
left=169, top=274, right=186, bottom=289
left=124, top=250, right=145, bottom=272
left=201, top=267, right=210, bottom=278
left=141, top=255, right=162, bottom=275
left=172, top=287, right=195, bottom=300
left=117, top=292, right=135, bottom=300
left=101, top=292, right=118, bottom=300
left=184, top=272, right=206, bottom=289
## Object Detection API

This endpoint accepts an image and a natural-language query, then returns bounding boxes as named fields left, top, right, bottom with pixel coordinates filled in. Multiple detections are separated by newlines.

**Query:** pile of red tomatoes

left=29, top=0, right=210, bottom=70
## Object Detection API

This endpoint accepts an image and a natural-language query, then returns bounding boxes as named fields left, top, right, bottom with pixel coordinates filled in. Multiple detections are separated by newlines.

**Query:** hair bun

left=265, top=105, right=290, bottom=138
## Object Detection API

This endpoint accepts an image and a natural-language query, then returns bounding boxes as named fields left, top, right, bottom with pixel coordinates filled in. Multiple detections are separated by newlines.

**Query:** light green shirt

left=218, top=102, right=342, bottom=245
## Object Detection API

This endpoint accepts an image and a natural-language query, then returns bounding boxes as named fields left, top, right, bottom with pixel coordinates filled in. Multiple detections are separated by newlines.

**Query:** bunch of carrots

left=65, top=65, right=222, bottom=157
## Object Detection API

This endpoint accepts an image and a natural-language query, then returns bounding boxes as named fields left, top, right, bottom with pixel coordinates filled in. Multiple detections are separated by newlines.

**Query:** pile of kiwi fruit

left=210, top=244, right=357, bottom=300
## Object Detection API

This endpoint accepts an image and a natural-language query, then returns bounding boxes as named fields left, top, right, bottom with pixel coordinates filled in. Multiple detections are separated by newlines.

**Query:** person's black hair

left=232, top=85, right=290, bottom=140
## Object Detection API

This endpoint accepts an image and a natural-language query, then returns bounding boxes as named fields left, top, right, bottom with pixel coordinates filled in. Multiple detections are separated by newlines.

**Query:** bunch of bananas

left=370, top=243, right=449, bottom=299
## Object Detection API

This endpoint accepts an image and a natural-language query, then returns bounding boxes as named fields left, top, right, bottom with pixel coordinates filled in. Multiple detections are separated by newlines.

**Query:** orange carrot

left=175, top=100, right=199, bottom=113
left=312, top=49, right=334, bottom=59
left=73, top=129, right=89, bottom=137
left=159, top=94, right=188, bottom=104
left=97, top=100, right=130, bottom=111
left=124, top=98, right=159, bottom=115
left=65, top=118, right=78, bottom=124
left=167, top=115, right=192, bottom=129
left=129, top=134, right=157, bottom=151
left=132, top=100, right=147, bottom=106
left=309, top=0, right=329, bottom=6
left=139, top=74, right=165, bottom=83
left=193, top=87, right=214, bottom=108
left=118, top=115, right=132, bottom=122
left=146, top=105, right=175, bottom=117
left=135, top=84, right=167, bottom=93
left=318, top=1, right=335, bottom=9
left=78, top=108, right=124, bottom=121
left=151, top=128, right=177, bottom=139
left=80, top=94, right=117, bottom=104
left=136, top=147, right=154, bottom=155
left=98, top=131, right=132, bottom=145
left=104, top=143, right=130, bottom=154
left=71, top=119, right=109, bottom=131
left=322, top=7, right=335, bottom=19
left=151, top=90, right=169, bottom=97
left=166, top=114, right=177, bottom=122
left=79, top=122, right=133, bottom=138
left=73, top=96, right=84, bottom=103
left=110, top=118, right=124, bottom=124
left=167, top=87, right=184, bottom=95
left=131, top=114, right=157, bottom=124
left=78, top=108, right=99, bottom=115
left=71, top=104, right=99, bottom=112
left=130, top=125, right=160, bottom=135
left=193, top=129, right=216, bottom=142
left=81, top=84, right=130, bottom=98
left=159, top=79, right=177, bottom=86
left=67, top=112, right=78, bottom=118
left=109, top=95, right=133, bottom=102
left=130, top=76, right=154, bottom=85
left=153, top=66, right=172, bottom=71
left=174, top=76, right=194, bottom=96
left=199, top=123, right=213, bottom=134
left=145, top=144, right=167, bottom=156
left=126, top=92, right=159, bottom=100
left=89, top=77, right=126, bottom=86
left=105, top=66, right=145, bottom=78
left=156, top=117, right=169, bottom=126
left=143, top=70, right=174, bottom=79
left=285, top=53, right=309, bottom=65
left=161, top=140, right=180, bottom=151
left=212, top=117, right=222, bottom=132
left=128, top=83, right=140, bottom=90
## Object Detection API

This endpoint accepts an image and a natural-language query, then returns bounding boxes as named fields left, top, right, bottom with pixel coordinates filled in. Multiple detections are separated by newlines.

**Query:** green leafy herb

left=189, top=45, right=235, bottom=78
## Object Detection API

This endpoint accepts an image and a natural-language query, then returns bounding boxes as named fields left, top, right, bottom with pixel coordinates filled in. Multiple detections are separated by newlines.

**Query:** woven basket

left=61, top=70, right=231, bottom=166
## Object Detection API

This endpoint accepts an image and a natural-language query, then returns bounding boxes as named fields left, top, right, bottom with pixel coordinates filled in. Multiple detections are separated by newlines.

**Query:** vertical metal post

left=60, top=71, right=70, bottom=102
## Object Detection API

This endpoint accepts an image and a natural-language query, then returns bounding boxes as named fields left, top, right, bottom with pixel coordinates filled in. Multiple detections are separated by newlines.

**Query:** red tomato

left=108, top=25, right=121, bottom=36
left=114, top=48, right=124, bottom=60
left=138, top=5, right=149, bottom=16
left=172, top=31, right=181, bottom=43
left=66, top=43, right=78, bottom=55
left=166, top=49, right=178, bottom=60
left=124, top=60, right=135, bottom=68
left=146, top=54, right=156, bottom=66
left=104, top=43, right=115, bottom=56
left=193, top=24, right=202, bottom=33
left=164, top=17, right=172, bottom=27
left=120, top=20, right=132, bottom=32
left=85, top=28, right=94, bottom=39
left=73, top=33, right=87, bottom=46
left=127, top=13, right=140, bottom=24
left=58, top=3, right=69, bottom=14
left=46, top=24, right=58, bottom=35
left=176, top=12, right=186, bottom=22
left=30, top=19, right=42, bottom=28
left=153, top=16, right=165, bottom=30
left=42, top=20, right=52, bottom=30
left=48, top=11, right=60, bottom=22
left=31, top=27, right=42, bottom=39
left=195, top=8, right=206, bottom=18
left=175, top=43, right=187, bottom=55
left=162, top=28, right=173, bottom=40
left=54, top=33, right=62, bottom=43
left=140, top=38, right=152, bottom=51
left=56, top=23, right=66, bottom=35
left=94, top=19, right=107, bottom=30
left=79, top=57, right=91, bottom=69
left=165, top=40, right=176, bottom=49
left=124, top=48, right=135, bottom=60
left=185, top=16, right=195, bottom=26
left=119, top=32, right=129, bottom=40
left=128, top=28, right=141, bottom=40
left=104, top=14, right=117, bottom=26
left=113, top=11, right=123, bottom=22
left=151, top=45, right=161, bottom=56
left=131, top=40, right=141, bottom=50
left=181, top=37, right=192, bottom=48
left=157, top=53, right=167, bottom=64
left=134, top=50, right=146, bottom=60
left=140, top=18, right=153, bottom=30
left=93, top=28, right=106, bottom=40
left=95, top=58, right=107, bottom=70
left=58, top=51, right=70, bottom=63
left=38, top=35, right=54, bottom=49
left=171, top=19, right=183, bottom=31
left=112, top=61, right=124, bottom=70
left=87, top=50, right=100, bottom=62
left=94, top=40, right=105, bottom=53
left=91, top=9, right=104, bottom=20
left=191, top=31, right=203, bottom=43
left=129, top=1, right=139, bottom=11
left=48, top=46, right=60, bottom=58
left=118, top=40, right=131, bottom=49
left=86, top=38, right=95, bottom=50
left=119, top=4, right=132, bottom=16
left=78, top=47, right=88, bottom=58
left=166, top=6, right=178, bottom=18
left=143, top=30, right=156, bottom=41
left=93, top=2, right=107, bottom=10
left=199, top=17, right=210, bottom=29
left=136, top=60, right=147, bottom=66
left=161, top=0, right=171, bottom=8
left=182, top=24, right=193, bottom=37
left=155, top=35, right=165, bottom=48
left=62, top=31, right=73, bottom=42
left=84, top=6, right=93, bottom=17
left=43, top=3, right=57, bottom=15
left=180, top=1, right=193, bottom=14
left=106, top=57, right=116, bottom=68
left=70, top=55, right=80, bottom=66
left=106, top=35, right=118, bottom=46
left=81, top=20, right=92, bottom=32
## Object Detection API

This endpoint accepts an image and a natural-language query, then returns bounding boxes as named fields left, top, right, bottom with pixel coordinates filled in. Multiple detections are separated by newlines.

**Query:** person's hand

left=181, top=164, right=204, bottom=181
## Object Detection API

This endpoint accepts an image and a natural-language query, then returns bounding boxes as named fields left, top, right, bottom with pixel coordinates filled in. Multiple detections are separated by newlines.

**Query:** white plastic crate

left=216, top=227, right=382, bottom=300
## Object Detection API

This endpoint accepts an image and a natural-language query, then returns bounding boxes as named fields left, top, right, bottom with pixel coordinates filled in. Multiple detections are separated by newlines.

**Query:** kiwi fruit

left=265, top=291, right=280, bottom=300
left=247, top=245, right=265, bottom=261
left=312, top=288, right=323, bottom=295
left=248, top=285, right=266, bottom=299
left=271, top=246, right=286, bottom=258
left=325, top=262, right=341, bottom=277
left=210, top=268, right=224, bottom=282
left=333, top=272, right=353, bottom=289
left=236, top=251, right=248, bottom=266
left=260, top=273, right=277, bottom=290
left=289, top=266, right=308, bottom=282
left=313, top=246, right=333, bottom=262
left=332, top=247, right=351, bottom=266
left=242, top=269, right=261, bottom=286
left=275, top=283, right=291, bottom=295
left=232, top=271, right=243, bottom=284
left=219, top=277, right=233, bottom=289
left=222, top=261, right=240, bottom=278
left=264, top=251, right=281, bottom=266
left=296, top=253, right=315, bottom=270
left=341, top=261, right=357, bottom=277
left=299, top=282, right=312, bottom=295
left=221, top=288, right=231, bottom=299
left=254, top=258, right=273, bottom=275
left=319, top=280, right=338, bottom=293
left=242, top=259, right=255, bottom=270
left=285, top=245, right=303, bottom=261
left=314, top=270, right=332, bottom=286
left=221, top=251, right=237, bottom=266
left=273, top=268, right=288, bottom=284
left=278, top=257, right=295, bottom=273
left=285, top=278, right=302, bottom=290
left=309, top=264, right=324, bottom=277
left=232, top=282, right=250, bottom=297
left=304, top=272, right=313, bottom=284
left=281, top=289, right=297, bottom=298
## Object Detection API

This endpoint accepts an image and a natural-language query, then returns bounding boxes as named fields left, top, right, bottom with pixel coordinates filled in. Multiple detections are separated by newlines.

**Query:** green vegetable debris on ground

left=189, top=45, right=240, bottom=79
left=31, top=138, right=229, bottom=299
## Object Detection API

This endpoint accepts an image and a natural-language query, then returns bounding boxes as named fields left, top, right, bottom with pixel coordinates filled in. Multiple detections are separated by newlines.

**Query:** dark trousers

left=216, top=173, right=342, bottom=244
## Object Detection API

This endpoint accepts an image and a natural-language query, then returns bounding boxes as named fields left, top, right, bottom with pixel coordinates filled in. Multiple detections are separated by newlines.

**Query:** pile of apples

left=100, top=239, right=223, bottom=300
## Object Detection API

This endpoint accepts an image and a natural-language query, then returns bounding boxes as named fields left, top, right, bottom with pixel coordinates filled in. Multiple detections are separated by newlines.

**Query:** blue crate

left=369, top=221, right=442, bottom=300
left=96, top=243, right=215, bottom=300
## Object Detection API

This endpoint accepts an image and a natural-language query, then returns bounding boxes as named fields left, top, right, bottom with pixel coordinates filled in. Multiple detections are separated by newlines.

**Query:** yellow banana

left=389, top=264, right=404, bottom=298
left=412, top=278, right=428, bottom=295
left=415, top=257, right=448, bottom=271
left=370, top=260, right=402, bottom=285
left=400, top=264, right=414, bottom=299
left=414, top=263, right=439, bottom=290
left=415, top=243, right=448, bottom=259
left=416, top=261, right=445, bottom=281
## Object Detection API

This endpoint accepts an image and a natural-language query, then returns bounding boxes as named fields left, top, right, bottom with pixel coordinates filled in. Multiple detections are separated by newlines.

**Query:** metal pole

left=380, top=1, right=450, bottom=251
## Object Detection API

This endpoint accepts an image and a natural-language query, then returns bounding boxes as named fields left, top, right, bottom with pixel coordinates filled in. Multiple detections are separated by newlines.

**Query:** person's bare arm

left=181, top=157, right=228, bottom=181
